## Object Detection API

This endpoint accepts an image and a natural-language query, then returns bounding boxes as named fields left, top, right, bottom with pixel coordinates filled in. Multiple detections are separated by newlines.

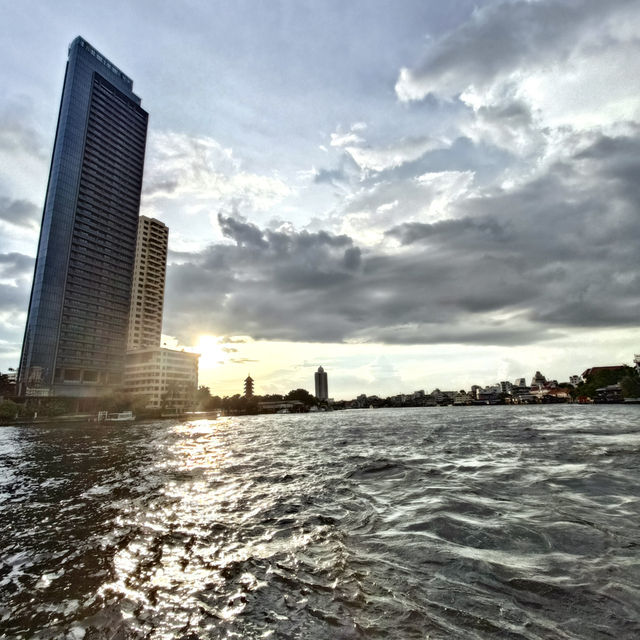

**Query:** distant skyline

left=1, top=1, right=639, bottom=399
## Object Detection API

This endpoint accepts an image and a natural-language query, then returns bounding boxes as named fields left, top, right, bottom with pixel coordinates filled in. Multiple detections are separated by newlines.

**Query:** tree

left=99, top=392, right=134, bottom=412
left=285, top=388, right=316, bottom=406
left=196, top=385, right=212, bottom=410
left=620, top=375, right=640, bottom=399
left=205, top=395, right=223, bottom=410
left=0, top=400, right=19, bottom=420
left=0, top=374, right=15, bottom=397
left=576, top=366, right=636, bottom=399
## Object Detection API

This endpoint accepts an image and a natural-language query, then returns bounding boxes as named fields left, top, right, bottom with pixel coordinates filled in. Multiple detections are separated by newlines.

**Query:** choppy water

left=1, top=406, right=640, bottom=639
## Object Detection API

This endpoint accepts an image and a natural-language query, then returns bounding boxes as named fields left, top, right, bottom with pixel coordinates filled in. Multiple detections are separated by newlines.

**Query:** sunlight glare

left=195, top=335, right=226, bottom=368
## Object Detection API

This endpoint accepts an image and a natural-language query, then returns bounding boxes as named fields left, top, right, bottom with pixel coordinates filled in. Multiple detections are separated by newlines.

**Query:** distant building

left=453, top=391, right=472, bottom=405
left=314, top=366, right=328, bottom=400
left=531, top=371, right=547, bottom=387
left=0, top=370, right=17, bottom=399
left=543, top=388, right=571, bottom=403
left=499, top=381, right=513, bottom=394
left=581, top=365, right=626, bottom=380
left=594, top=384, right=623, bottom=404
left=244, top=375, right=254, bottom=398
left=513, top=378, right=526, bottom=387
left=18, top=36, right=148, bottom=398
left=569, top=375, right=581, bottom=387
left=123, top=348, right=199, bottom=411
left=127, top=216, right=168, bottom=350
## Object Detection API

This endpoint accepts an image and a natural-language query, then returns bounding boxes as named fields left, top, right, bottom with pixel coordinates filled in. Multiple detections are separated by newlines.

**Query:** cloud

left=395, top=0, right=637, bottom=103
left=0, top=252, right=35, bottom=279
left=0, top=253, right=32, bottom=360
left=0, top=98, right=49, bottom=159
left=164, top=129, right=640, bottom=348
left=329, top=121, right=448, bottom=174
left=336, top=169, right=475, bottom=244
left=0, top=198, right=40, bottom=229
left=330, top=131, right=364, bottom=147
left=394, top=0, right=640, bottom=172
left=142, top=130, right=291, bottom=211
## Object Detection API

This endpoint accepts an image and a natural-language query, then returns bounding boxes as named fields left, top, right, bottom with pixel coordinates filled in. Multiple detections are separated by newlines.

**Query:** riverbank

left=0, top=410, right=220, bottom=427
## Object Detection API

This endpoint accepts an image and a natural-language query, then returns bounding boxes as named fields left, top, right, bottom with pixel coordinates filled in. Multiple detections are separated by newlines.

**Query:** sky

left=1, top=0, right=639, bottom=399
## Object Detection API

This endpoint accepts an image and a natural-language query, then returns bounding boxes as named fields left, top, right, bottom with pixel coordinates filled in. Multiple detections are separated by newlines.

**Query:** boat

left=98, top=411, right=135, bottom=422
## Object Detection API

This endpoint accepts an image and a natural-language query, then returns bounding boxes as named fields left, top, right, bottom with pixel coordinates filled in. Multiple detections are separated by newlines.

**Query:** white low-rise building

left=124, top=347, right=199, bottom=411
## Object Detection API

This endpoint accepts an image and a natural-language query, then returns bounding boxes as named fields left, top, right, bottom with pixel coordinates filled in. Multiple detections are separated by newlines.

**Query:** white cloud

left=330, top=131, right=365, bottom=147
left=338, top=169, right=475, bottom=245
left=395, top=0, right=640, bottom=174
left=344, top=136, right=446, bottom=173
left=142, top=130, right=291, bottom=212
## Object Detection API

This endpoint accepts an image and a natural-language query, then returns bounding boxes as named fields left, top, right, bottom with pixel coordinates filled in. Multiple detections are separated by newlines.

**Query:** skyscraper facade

left=127, top=216, right=168, bottom=350
left=314, top=366, right=328, bottom=400
left=18, top=36, right=148, bottom=398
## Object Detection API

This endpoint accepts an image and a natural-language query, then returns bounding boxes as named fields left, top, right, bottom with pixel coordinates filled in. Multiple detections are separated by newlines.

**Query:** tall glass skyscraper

left=18, top=37, right=148, bottom=398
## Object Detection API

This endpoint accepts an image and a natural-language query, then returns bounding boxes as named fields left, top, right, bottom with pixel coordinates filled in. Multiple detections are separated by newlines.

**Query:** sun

left=194, top=335, right=226, bottom=368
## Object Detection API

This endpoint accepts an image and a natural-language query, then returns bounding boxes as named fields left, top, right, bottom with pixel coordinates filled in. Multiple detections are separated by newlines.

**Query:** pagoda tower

left=244, top=374, right=254, bottom=398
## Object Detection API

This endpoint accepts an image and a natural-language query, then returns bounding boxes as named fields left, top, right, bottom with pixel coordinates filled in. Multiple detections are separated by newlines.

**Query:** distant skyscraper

left=127, top=216, right=168, bottom=350
left=315, top=366, right=328, bottom=400
left=18, top=37, right=148, bottom=398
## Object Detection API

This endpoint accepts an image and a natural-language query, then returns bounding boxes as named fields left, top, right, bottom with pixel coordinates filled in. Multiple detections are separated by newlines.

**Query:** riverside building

left=122, top=217, right=199, bottom=411
left=127, top=216, right=168, bottom=350
left=315, top=366, right=328, bottom=401
left=124, top=348, right=199, bottom=412
left=18, top=37, right=148, bottom=398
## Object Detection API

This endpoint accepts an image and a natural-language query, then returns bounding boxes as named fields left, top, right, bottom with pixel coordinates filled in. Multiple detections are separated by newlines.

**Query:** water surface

left=1, top=406, right=639, bottom=639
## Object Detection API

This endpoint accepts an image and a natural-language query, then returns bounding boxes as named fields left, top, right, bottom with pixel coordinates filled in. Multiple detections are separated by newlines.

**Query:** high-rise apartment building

left=314, top=366, right=328, bottom=400
left=127, top=216, right=168, bottom=350
left=18, top=37, right=147, bottom=398
left=122, top=215, right=200, bottom=412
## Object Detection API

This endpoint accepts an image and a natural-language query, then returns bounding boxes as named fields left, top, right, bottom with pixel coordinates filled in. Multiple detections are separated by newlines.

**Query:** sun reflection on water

left=97, top=418, right=248, bottom=635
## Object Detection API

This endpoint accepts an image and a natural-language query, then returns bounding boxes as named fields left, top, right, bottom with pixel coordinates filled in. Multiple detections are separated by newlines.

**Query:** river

left=1, top=405, right=639, bottom=639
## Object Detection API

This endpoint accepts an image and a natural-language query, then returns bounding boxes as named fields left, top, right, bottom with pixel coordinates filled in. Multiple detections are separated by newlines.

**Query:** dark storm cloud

left=219, top=215, right=268, bottom=248
left=386, top=216, right=509, bottom=246
left=164, top=130, right=640, bottom=347
left=0, top=198, right=40, bottom=228
left=396, top=0, right=635, bottom=100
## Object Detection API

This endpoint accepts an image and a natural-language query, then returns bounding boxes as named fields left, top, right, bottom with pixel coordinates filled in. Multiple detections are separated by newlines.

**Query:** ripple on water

left=1, top=407, right=640, bottom=639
